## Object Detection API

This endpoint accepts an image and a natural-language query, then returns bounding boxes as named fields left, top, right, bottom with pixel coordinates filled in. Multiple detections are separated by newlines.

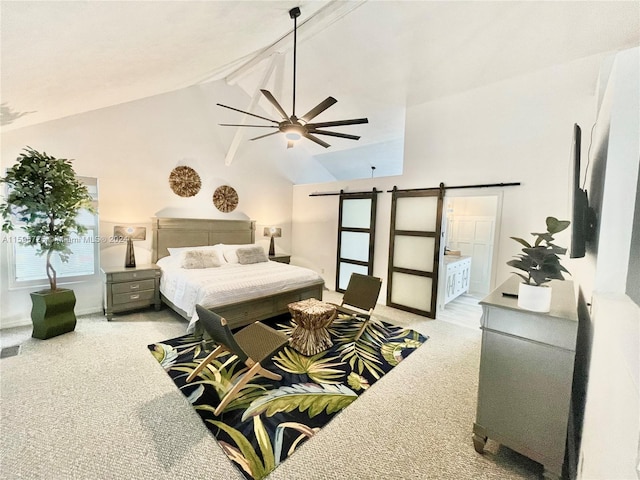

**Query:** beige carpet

left=0, top=293, right=542, bottom=479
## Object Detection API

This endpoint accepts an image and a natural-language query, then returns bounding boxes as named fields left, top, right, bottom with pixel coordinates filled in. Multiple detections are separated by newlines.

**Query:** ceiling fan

left=216, top=6, right=368, bottom=149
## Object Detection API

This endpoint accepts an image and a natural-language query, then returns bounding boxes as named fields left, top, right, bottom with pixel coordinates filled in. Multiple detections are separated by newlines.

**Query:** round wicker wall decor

left=169, top=166, right=201, bottom=197
left=213, top=185, right=239, bottom=213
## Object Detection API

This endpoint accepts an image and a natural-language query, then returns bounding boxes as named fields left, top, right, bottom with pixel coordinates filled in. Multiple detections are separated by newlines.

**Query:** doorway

left=438, top=192, right=502, bottom=308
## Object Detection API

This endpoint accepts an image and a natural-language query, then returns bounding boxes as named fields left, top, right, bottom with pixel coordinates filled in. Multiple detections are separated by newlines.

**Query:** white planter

left=517, top=282, right=552, bottom=312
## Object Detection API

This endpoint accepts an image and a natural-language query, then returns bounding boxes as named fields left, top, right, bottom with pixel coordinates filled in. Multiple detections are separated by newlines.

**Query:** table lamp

left=263, top=227, right=282, bottom=256
left=114, top=226, right=146, bottom=268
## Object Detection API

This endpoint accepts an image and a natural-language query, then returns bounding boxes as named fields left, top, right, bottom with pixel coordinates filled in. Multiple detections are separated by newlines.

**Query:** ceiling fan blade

left=219, top=124, right=278, bottom=128
left=306, top=118, right=369, bottom=128
left=217, top=103, right=280, bottom=124
left=260, top=89, right=290, bottom=121
left=300, top=97, right=337, bottom=123
left=249, top=131, right=281, bottom=141
left=308, top=129, right=361, bottom=140
left=303, top=133, right=331, bottom=148
left=287, top=140, right=295, bottom=149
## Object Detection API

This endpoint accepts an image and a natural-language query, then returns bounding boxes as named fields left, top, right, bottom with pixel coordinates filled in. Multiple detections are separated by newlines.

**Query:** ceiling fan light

left=282, top=123, right=304, bottom=141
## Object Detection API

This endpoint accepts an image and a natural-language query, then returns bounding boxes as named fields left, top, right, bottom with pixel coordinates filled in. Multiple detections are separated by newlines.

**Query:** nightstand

left=101, top=264, right=161, bottom=320
left=269, top=254, right=291, bottom=264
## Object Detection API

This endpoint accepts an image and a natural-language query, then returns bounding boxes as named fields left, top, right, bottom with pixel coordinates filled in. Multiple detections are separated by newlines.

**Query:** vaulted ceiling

left=1, top=1, right=639, bottom=179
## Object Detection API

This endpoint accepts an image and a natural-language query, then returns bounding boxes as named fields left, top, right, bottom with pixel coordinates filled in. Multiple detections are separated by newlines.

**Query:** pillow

left=236, top=245, right=268, bottom=265
left=180, top=250, right=222, bottom=269
left=156, top=255, right=179, bottom=269
left=222, top=244, right=255, bottom=264
left=168, top=245, right=224, bottom=257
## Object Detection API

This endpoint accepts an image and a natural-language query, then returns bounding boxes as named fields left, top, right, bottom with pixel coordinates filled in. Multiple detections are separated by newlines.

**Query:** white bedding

left=157, top=256, right=323, bottom=331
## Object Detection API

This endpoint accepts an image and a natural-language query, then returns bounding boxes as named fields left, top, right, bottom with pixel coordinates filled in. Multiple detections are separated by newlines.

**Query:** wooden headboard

left=151, top=217, right=255, bottom=262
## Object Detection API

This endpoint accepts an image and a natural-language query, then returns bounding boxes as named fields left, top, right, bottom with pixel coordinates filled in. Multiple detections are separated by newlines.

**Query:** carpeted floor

left=0, top=292, right=542, bottom=479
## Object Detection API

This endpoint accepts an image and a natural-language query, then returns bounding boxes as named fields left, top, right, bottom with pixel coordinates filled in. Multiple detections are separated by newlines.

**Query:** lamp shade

left=113, top=226, right=146, bottom=241
left=263, top=227, right=282, bottom=238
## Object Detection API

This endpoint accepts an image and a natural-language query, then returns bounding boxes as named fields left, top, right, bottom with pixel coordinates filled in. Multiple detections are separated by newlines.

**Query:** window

left=7, top=176, right=99, bottom=289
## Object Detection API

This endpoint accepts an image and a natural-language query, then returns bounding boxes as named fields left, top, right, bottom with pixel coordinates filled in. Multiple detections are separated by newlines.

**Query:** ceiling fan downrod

left=290, top=7, right=301, bottom=119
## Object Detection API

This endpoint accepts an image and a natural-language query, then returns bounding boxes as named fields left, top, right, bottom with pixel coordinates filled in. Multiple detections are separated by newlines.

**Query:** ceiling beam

left=223, top=0, right=367, bottom=86
left=223, top=54, right=282, bottom=166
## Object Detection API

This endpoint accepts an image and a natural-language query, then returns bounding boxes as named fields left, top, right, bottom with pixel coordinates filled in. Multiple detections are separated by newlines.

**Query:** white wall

left=445, top=195, right=497, bottom=218
left=577, top=47, right=640, bottom=480
left=0, top=80, right=300, bottom=328
left=292, top=53, right=601, bottom=293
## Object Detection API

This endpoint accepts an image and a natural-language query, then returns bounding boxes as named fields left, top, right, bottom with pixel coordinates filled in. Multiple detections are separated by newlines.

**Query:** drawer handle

left=130, top=284, right=140, bottom=290
left=130, top=294, right=140, bottom=300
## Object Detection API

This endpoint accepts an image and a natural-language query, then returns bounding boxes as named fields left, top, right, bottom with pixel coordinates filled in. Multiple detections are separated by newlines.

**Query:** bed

left=151, top=217, right=325, bottom=330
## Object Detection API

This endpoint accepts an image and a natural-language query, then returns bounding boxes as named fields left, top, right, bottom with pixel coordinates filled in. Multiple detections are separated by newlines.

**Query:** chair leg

left=186, top=345, right=225, bottom=382
left=354, top=310, right=375, bottom=341
left=214, top=362, right=262, bottom=416
left=354, top=318, right=370, bottom=341
left=258, top=367, right=282, bottom=381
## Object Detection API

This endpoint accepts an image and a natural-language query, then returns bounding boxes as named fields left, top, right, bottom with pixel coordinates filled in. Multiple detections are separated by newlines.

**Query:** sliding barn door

left=336, top=190, right=378, bottom=292
left=387, top=185, right=444, bottom=318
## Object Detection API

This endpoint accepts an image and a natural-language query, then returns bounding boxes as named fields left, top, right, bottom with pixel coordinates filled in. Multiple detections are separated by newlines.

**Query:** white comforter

left=157, top=257, right=323, bottom=331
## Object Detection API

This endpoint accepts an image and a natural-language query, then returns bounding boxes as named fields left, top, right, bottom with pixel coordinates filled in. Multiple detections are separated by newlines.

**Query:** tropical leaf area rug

left=148, top=313, right=428, bottom=480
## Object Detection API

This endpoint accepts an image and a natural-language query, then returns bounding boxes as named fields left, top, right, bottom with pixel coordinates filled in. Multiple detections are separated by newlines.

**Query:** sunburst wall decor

left=213, top=185, right=238, bottom=213
left=169, top=166, right=201, bottom=197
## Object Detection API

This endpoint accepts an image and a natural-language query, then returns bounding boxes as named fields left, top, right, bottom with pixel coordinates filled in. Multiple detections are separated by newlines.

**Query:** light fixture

left=263, top=227, right=282, bottom=256
left=113, top=226, right=146, bottom=268
left=283, top=124, right=305, bottom=141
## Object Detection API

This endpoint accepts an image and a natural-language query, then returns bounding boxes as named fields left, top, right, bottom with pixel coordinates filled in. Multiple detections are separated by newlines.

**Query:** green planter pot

left=30, top=289, right=77, bottom=339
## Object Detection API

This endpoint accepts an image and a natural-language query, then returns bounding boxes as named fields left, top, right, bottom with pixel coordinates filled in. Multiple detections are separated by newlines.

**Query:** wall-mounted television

left=570, top=123, right=597, bottom=258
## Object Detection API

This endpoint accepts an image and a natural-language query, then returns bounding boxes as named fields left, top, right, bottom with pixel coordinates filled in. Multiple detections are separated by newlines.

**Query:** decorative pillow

left=236, top=245, right=268, bottom=265
left=168, top=245, right=227, bottom=263
left=180, top=250, right=222, bottom=269
left=168, top=245, right=215, bottom=255
left=222, top=244, right=254, bottom=264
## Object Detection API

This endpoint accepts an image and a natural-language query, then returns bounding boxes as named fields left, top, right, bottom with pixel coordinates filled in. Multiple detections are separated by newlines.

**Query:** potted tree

left=1, top=147, right=95, bottom=339
left=507, top=216, right=571, bottom=312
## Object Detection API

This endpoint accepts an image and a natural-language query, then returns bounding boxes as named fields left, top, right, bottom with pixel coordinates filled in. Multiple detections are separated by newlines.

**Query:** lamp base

left=269, top=236, right=275, bottom=256
left=125, top=237, right=136, bottom=268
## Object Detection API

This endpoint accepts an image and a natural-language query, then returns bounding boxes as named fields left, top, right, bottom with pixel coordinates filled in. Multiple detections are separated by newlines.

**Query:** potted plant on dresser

left=507, top=216, right=571, bottom=312
left=1, top=147, right=95, bottom=339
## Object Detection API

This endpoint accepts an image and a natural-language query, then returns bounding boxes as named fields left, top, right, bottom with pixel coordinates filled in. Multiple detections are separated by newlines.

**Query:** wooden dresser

left=101, top=265, right=161, bottom=320
left=473, top=276, right=578, bottom=479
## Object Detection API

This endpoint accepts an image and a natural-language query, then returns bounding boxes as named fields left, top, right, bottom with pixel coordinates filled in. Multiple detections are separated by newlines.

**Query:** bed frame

left=151, top=217, right=324, bottom=329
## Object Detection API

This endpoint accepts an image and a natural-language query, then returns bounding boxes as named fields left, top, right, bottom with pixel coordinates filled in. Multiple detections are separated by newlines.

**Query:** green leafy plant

left=507, top=216, right=571, bottom=286
left=0, top=147, right=95, bottom=291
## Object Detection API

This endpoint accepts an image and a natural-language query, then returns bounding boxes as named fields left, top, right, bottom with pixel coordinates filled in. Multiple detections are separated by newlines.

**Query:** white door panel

left=448, top=215, right=495, bottom=296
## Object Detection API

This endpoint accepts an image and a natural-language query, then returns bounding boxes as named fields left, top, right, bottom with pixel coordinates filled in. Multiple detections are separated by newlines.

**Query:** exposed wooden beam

left=223, top=54, right=281, bottom=166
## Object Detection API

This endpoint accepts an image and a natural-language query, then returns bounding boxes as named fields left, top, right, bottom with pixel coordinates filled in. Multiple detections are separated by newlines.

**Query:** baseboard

left=0, top=307, right=103, bottom=330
